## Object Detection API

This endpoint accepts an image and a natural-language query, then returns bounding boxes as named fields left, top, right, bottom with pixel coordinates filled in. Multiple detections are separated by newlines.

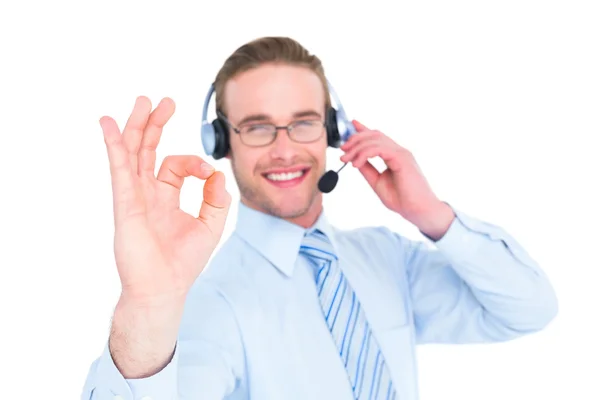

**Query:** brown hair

left=214, top=36, right=330, bottom=114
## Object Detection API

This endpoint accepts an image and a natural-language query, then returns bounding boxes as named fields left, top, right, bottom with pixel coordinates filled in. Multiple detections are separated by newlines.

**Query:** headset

left=200, top=79, right=356, bottom=159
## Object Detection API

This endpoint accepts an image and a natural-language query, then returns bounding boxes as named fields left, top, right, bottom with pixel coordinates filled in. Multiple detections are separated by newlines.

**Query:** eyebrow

left=237, top=109, right=323, bottom=126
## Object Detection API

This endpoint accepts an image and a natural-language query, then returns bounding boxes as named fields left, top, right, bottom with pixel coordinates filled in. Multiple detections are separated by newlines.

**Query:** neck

left=284, top=199, right=323, bottom=228
left=240, top=195, right=323, bottom=229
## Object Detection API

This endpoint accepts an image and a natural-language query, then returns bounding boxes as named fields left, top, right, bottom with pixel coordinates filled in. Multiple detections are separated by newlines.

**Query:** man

left=82, top=37, right=558, bottom=400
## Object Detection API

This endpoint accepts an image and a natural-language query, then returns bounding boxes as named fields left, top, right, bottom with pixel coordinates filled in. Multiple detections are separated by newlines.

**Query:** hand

left=340, top=120, right=454, bottom=239
left=100, top=96, right=231, bottom=305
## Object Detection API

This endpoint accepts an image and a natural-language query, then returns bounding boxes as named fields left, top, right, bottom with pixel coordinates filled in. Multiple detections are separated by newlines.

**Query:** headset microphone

left=318, top=162, right=348, bottom=193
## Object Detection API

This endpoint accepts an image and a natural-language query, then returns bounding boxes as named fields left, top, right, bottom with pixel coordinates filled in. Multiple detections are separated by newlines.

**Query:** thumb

left=198, top=171, right=231, bottom=240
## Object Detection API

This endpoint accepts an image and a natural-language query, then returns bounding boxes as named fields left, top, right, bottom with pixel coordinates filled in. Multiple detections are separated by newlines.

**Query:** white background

left=1, top=0, right=599, bottom=399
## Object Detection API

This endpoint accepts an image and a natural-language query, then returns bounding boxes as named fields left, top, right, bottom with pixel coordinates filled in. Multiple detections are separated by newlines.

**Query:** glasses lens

left=238, top=120, right=325, bottom=146
left=240, top=124, right=276, bottom=146
left=290, top=120, right=324, bottom=143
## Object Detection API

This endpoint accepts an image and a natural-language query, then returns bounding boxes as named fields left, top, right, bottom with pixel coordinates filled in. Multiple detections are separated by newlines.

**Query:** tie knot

left=299, top=229, right=338, bottom=265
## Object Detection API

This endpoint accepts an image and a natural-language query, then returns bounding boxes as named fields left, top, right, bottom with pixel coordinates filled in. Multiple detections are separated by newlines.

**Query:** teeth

left=266, top=170, right=304, bottom=181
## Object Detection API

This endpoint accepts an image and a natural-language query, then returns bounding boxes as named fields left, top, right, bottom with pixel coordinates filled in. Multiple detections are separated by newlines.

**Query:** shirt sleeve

left=80, top=280, right=245, bottom=400
left=397, top=205, right=558, bottom=344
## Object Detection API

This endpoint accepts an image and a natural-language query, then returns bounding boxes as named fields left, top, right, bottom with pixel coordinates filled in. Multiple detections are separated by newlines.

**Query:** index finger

left=352, top=120, right=370, bottom=131
left=156, top=155, right=215, bottom=190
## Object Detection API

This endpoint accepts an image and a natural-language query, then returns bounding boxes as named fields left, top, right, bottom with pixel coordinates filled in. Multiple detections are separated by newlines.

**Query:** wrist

left=116, top=290, right=186, bottom=322
left=410, top=201, right=455, bottom=241
left=110, top=293, right=185, bottom=378
left=119, top=284, right=189, bottom=309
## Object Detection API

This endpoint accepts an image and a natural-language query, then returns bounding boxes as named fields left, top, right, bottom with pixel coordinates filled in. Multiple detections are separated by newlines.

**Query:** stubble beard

left=231, top=159, right=321, bottom=220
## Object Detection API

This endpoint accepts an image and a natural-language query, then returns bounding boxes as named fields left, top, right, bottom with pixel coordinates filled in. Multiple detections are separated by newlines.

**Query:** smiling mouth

left=264, top=169, right=307, bottom=181
left=261, top=168, right=310, bottom=187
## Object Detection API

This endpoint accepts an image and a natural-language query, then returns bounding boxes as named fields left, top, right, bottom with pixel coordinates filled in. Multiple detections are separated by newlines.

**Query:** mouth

left=262, top=167, right=310, bottom=188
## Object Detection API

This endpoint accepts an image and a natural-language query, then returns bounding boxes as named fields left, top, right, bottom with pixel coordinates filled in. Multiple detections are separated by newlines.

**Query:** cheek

left=235, top=158, right=258, bottom=177
left=232, top=150, right=266, bottom=180
left=308, top=143, right=328, bottom=168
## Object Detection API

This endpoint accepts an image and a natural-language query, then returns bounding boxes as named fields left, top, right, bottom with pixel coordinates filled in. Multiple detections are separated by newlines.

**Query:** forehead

left=223, top=64, right=326, bottom=122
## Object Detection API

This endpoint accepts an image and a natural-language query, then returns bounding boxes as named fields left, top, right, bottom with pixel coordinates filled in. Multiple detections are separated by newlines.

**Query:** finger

left=156, top=155, right=215, bottom=191
left=138, top=97, right=176, bottom=176
left=340, top=136, right=384, bottom=163
left=99, top=116, right=137, bottom=221
left=198, top=171, right=231, bottom=240
left=340, top=128, right=381, bottom=151
left=122, top=96, right=153, bottom=174
left=357, top=161, right=381, bottom=189
left=344, top=141, right=404, bottom=171
left=352, top=120, right=370, bottom=132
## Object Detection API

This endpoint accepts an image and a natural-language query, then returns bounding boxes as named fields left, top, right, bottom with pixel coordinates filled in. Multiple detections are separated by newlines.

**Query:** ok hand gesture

left=100, top=96, right=231, bottom=304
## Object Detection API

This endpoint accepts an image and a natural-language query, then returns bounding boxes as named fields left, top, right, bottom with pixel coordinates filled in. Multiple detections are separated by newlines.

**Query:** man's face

left=224, top=64, right=328, bottom=222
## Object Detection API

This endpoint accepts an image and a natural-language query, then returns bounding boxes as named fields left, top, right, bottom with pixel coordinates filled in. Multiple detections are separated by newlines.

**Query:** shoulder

left=185, top=232, right=268, bottom=315
left=332, top=224, right=408, bottom=254
left=191, top=233, right=253, bottom=296
left=331, top=224, right=433, bottom=270
left=179, top=234, right=252, bottom=333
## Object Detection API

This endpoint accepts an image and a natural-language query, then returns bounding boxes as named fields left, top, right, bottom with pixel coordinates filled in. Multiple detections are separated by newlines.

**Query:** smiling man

left=220, top=62, right=327, bottom=226
left=82, top=36, right=558, bottom=400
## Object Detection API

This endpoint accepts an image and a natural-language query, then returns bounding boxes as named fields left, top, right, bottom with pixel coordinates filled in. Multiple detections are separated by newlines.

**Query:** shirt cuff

left=95, top=341, right=179, bottom=400
left=427, top=205, right=539, bottom=270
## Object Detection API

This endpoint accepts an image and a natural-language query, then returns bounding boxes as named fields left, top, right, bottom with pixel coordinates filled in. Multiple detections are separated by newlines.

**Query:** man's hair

left=214, top=36, right=331, bottom=114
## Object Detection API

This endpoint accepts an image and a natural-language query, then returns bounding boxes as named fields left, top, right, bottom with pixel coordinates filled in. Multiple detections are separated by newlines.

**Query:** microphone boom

left=318, top=163, right=348, bottom=193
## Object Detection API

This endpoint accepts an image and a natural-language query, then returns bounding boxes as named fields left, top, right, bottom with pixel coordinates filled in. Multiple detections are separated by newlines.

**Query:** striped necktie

left=300, top=229, right=397, bottom=400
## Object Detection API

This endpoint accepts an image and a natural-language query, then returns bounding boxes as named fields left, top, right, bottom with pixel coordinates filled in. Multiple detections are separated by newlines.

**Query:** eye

left=245, top=124, right=272, bottom=134
left=295, top=120, right=319, bottom=126
left=292, top=120, right=322, bottom=133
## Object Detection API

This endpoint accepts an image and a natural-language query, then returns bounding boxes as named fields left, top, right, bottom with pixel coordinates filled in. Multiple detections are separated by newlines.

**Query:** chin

left=262, top=190, right=315, bottom=219
left=266, top=205, right=310, bottom=220
left=237, top=164, right=323, bottom=220
left=259, top=170, right=320, bottom=219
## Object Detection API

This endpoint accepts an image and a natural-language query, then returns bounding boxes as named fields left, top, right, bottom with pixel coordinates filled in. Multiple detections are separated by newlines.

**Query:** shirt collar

left=233, top=201, right=338, bottom=277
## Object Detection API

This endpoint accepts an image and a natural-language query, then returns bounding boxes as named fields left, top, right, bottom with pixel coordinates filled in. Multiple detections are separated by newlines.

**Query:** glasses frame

left=216, top=110, right=327, bottom=147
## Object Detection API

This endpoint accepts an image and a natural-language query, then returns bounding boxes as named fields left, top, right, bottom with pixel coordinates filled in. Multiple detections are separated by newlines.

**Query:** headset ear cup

left=326, top=107, right=341, bottom=148
left=211, top=118, right=230, bottom=160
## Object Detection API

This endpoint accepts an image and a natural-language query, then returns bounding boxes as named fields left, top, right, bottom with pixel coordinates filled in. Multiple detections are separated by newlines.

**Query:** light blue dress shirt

left=82, top=202, right=558, bottom=400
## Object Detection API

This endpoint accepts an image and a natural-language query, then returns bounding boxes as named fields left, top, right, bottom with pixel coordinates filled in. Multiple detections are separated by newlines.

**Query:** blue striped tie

left=300, top=229, right=397, bottom=400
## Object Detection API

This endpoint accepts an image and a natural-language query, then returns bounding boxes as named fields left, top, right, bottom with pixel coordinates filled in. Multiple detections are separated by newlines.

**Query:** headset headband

left=201, top=83, right=216, bottom=128
left=200, top=77, right=355, bottom=158
left=201, top=79, right=349, bottom=124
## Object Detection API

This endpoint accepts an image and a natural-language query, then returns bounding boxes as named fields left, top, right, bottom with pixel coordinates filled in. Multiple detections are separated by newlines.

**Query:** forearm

left=405, top=207, right=558, bottom=343
left=109, top=294, right=185, bottom=379
left=443, top=229, right=556, bottom=323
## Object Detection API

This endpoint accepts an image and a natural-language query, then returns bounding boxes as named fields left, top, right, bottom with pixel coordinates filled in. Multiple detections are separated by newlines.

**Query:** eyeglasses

left=217, top=111, right=326, bottom=147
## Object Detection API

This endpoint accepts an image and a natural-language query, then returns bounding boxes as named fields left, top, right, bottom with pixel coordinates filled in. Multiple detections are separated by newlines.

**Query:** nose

left=268, top=128, right=297, bottom=161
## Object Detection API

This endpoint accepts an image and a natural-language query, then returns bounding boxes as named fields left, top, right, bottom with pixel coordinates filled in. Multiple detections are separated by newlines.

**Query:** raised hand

left=340, top=120, right=454, bottom=240
left=100, top=96, right=231, bottom=305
